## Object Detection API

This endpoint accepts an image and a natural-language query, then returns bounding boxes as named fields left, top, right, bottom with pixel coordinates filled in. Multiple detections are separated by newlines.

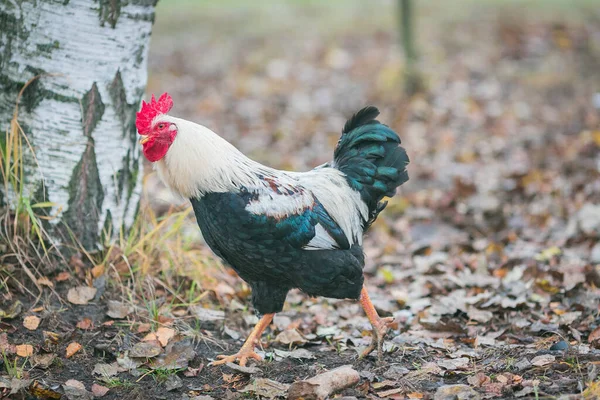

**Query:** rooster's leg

left=210, top=313, right=274, bottom=367
left=359, top=286, right=394, bottom=361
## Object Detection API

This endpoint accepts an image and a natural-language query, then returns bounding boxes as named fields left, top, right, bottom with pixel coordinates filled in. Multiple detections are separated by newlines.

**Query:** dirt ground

left=2, top=1, right=600, bottom=399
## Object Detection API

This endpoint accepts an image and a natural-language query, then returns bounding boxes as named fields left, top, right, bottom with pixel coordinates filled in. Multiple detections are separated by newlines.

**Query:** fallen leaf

left=66, top=342, right=82, bottom=358
left=67, top=286, right=97, bottom=305
left=467, top=308, right=494, bottom=323
left=23, top=316, right=41, bottom=331
left=116, top=353, right=143, bottom=371
left=137, top=323, right=151, bottom=333
left=92, top=362, right=119, bottom=377
left=16, top=344, right=34, bottom=357
left=76, top=318, right=93, bottom=330
left=239, top=378, right=289, bottom=399
left=106, top=300, right=132, bottom=319
left=130, top=341, right=162, bottom=358
left=65, top=379, right=86, bottom=390
left=437, top=357, right=470, bottom=370
left=9, top=378, right=32, bottom=395
left=150, top=337, right=195, bottom=370
left=467, top=372, right=490, bottom=387
left=275, top=329, right=307, bottom=346
left=164, top=374, right=182, bottom=391
left=273, top=348, right=315, bottom=360
left=156, top=327, right=176, bottom=347
left=63, top=379, right=92, bottom=400
left=408, top=393, right=424, bottom=399
left=43, top=331, right=60, bottom=345
left=225, top=362, right=261, bottom=374
left=91, top=384, right=109, bottom=397
left=223, top=326, right=240, bottom=340
left=184, top=365, right=203, bottom=377
left=434, top=384, right=480, bottom=400
left=32, top=353, right=56, bottom=369
left=142, top=332, right=159, bottom=342
left=56, top=271, right=70, bottom=281
left=37, top=276, right=54, bottom=288
left=189, top=306, right=225, bottom=322
left=91, top=264, right=105, bottom=278
left=588, top=327, right=600, bottom=345
left=531, top=354, right=555, bottom=367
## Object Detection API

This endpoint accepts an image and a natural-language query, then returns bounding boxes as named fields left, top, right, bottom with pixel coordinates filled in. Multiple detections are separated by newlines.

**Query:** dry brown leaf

left=16, top=344, right=34, bottom=357
left=142, top=332, right=159, bottom=342
left=184, top=365, right=203, bottom=377
left=137, top=323, right=151, bottom=333
left=130, top=341, right=162, bottom=358
left=67, top=286, right=97, bottom=305
left=407, top=392, right=424, bottom=399
left=76, top=318, right=93, bottom=330
left=66, top=342, right=82, bottom=358
left=588, top=326, right=600, bottom=345
left=106, top=300, right=132, bottom=319
left=91, top=264, right=105, bottom=278
left=23, top=315, right=41, bottom=331
left=531, top=354, right=555, bottom=367
left=32, top=353, right=56, bottom=369
left=65, top=379, right=85, bottom=390
left=91, top=383, right=109, bottom=397
left=275, top=329, right=307, bottom=346
left=31, top=306, right=44, bottom=312
left=55, top=271, right=71, bottom=282
left=156, top=327, right=176, bottom=347
left=37, top=276, right=54, bottom=288
left=43, top=331, right=60, bottom=345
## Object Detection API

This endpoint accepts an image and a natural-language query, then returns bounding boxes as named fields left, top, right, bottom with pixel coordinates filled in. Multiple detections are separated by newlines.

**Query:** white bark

left=0, top=0, right=157, bottom=248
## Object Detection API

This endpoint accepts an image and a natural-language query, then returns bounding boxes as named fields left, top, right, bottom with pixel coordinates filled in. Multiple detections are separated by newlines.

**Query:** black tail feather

left=333, top=106, right=409, bottom=229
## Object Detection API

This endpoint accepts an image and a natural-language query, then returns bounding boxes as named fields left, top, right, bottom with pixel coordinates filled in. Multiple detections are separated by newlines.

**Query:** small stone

left=550, top=341, right=569, bottom=351
left=383, top=365, right=410, bottom=380
left=164, top=374, right=182, bottom=391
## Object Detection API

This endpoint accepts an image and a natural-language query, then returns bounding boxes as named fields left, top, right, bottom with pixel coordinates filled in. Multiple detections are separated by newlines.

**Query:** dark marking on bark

left=98, top=0, right=121, bottom=28
left=130, top=0, right=159, bottom=6
left=133, top=44, right=145, bottom=66
left=62, top=138, right=104, bottom=250
left=0, top=8, right=29, bottom=72
left=36, top=40, right=60, bottom=54
left=82, top=82, right=105, bottom=137
left=108, top=70, right=133, bottom=134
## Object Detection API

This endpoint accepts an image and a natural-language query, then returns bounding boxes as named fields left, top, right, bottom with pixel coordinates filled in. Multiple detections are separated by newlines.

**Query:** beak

left=139, top=136, right=150, bottom=145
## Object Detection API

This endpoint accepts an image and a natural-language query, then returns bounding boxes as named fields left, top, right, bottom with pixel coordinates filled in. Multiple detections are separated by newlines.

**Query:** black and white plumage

left=152, top=106, right=409, bottom=315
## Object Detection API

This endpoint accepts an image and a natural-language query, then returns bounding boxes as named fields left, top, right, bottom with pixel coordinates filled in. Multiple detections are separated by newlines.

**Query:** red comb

left=136, top=93, right=174, bottom=134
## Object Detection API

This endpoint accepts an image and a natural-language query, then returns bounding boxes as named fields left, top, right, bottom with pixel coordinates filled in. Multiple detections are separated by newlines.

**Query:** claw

left=361, top=316, right=394, bottom=360
left=209, top=313, right=274, bottom=367
left=210, top=349, right=263, bottom=367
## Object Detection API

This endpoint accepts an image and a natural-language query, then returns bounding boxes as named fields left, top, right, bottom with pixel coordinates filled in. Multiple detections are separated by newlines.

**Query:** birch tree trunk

left=0, top=0, right=158, bottom=249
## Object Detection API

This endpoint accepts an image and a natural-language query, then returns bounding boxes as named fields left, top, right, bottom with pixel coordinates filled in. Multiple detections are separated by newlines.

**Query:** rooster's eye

left=157, top=123, right=166, bottom=129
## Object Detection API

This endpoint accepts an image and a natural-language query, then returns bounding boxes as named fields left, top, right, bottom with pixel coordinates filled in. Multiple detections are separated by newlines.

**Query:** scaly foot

left=209, top=313, right=274, bottom=367
left=360, top=317, right=395, bottom=361
left=210, top=348, right=262, bottom=367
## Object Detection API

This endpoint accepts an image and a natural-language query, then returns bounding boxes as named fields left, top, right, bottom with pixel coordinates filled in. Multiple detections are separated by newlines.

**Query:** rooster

left=137, top=93, right=409, bottom=366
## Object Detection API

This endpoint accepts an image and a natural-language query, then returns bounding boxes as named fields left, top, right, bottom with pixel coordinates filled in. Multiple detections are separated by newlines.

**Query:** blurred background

left=144, top=0, right=600, bottom=265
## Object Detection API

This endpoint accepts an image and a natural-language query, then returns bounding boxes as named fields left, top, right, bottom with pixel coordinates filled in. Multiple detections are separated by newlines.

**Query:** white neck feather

left=155, top=116, right=269, bottom=198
